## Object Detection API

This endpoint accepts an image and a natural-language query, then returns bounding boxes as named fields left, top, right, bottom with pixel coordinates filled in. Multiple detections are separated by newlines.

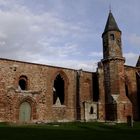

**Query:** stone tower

left=101, top=11, right=132, bottom=122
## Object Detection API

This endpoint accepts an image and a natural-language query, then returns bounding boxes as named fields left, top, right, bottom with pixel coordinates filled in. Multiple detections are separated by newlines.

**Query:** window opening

left=19, top=76, right=27, bottom=90
left=90, top=106, right=94, bottom=114
left=125, top=84, right=129, bottom=97
left=110, top=34, right=115, bottom=40
left=53, top=74, right=64, bottom=105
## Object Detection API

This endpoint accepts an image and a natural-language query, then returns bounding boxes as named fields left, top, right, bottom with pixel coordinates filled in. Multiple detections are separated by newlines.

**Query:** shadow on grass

left=0, top=122, right=140, bottom=140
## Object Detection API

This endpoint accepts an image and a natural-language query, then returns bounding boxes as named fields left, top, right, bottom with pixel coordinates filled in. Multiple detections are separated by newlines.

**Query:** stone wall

left=0, top=58, right=139, bottom=123
left=84, top=101, right=98, bottom=121
left=125, top=65, right=140, bottom=120
left=0, top=58, right=94, bottom=123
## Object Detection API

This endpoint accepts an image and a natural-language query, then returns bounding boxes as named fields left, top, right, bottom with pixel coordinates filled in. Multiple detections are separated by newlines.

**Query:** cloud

left=128, top=33, right=140, bottom=46
left=0, top=0, right=138, bottom=72
left=89, top=52, right=103, bottom=57
left=124, top=52, right=139, bottom=66
left=33, top=58, right=98, bottom=72
left=37, top=41, right=80, bottom=58
left=0, top=1, right=89, bottom=65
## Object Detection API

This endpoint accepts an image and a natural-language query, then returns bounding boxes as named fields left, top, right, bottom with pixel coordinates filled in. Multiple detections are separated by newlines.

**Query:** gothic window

left=110, top=34, right=115, bottom=40
left=19, top=76, right=28, bottom=90
left=90, top=106, right=94, bottom=114
left=53, top=74, right=64, bottom=105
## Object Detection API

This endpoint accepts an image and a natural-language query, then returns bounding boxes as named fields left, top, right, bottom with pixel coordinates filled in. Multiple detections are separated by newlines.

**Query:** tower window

left=110, top=34, right=115, bottom=40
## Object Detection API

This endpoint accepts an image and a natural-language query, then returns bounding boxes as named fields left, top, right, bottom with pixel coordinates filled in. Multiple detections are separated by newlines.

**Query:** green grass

left=0, top=122, right=140, bottom=140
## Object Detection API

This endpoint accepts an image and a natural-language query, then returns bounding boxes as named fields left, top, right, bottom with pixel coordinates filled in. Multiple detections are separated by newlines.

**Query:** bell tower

left=102, top=11, right=123, bottom=60
left=101, top=11, right=132, bottom=122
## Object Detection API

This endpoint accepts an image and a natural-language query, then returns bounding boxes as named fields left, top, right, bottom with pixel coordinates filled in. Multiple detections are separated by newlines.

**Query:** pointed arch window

left=53, top=74, right=65, bottom=105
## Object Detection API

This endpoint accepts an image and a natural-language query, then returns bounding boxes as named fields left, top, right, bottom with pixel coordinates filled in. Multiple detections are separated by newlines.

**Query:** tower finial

left=102, top=7, right=121, bottom=36
left=109, top=3, right=112, bottom=13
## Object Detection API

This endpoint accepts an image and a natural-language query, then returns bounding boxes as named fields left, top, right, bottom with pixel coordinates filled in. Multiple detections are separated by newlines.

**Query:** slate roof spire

left=102, top=11, right=121, bottom=36
left=136, top=55, right=140, bottom=67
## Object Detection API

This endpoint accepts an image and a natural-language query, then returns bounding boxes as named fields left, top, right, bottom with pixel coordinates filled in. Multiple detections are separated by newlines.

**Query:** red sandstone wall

left=0, top=59, right=94, bottom=123
left=125, top=65, right=140, bottom=120
left=78, top=71, right=93, bottom=120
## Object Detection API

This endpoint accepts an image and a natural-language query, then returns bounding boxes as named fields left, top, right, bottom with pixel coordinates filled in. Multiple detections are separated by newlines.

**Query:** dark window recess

left=92, top=74, right=99, bottom=101
left=110, top=34, right=115, bottom=40
left=125, top=84, right=129, bottom=97
left=90, top=106, right=94, bottom=114
left=106, top=103, right=117, bottom=121
left=53, top=74, right=64, bottom=105
left=19, top=76, right=27, bottom=90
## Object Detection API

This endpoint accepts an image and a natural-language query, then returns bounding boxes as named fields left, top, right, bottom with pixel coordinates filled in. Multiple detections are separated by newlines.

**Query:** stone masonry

left=0, top=11, right=139, bottom=123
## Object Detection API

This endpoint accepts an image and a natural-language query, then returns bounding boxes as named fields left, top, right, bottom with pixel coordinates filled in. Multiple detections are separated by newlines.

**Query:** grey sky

left=0, top=0, right=139, bottom=71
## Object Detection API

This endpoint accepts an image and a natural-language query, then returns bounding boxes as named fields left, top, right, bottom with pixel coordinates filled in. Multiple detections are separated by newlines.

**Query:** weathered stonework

left=84, top=101, right=98, bottom=121
left=0, top=11, right=139, bottom=123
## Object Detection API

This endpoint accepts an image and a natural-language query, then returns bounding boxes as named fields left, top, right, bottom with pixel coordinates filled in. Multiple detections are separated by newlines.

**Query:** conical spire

left=102, top=11, right=121, bottom=36
left=136, top=55, right=140, bottom=67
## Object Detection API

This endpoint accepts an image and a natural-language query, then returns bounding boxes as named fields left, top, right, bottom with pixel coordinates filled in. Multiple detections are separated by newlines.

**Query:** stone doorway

left=19, top=102, right=31, bottom=122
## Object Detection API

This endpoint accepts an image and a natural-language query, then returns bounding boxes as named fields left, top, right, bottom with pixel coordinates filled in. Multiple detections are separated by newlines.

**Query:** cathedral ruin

left=0, top=11, right=140, bottom=123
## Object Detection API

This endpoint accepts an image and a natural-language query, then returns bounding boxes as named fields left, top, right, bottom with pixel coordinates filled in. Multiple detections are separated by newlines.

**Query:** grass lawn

left=0, top=122, right=140, bottom=140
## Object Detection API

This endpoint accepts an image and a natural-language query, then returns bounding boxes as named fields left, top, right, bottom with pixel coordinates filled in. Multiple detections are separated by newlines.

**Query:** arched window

left=53, top=74, right=64, bottom=105
left=19, top=76, right=28, bottom=90
left=110, top=34, right=115, bottom=40
left=90, top=106, right=94, bottom=114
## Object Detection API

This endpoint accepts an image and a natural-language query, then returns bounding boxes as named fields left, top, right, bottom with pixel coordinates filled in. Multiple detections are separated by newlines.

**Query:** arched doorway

left=19, top=102, right=31, bottom=122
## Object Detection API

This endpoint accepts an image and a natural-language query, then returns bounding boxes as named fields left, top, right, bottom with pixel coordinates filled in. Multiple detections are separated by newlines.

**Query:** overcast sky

left=0, top=0, right=139, bottom=72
